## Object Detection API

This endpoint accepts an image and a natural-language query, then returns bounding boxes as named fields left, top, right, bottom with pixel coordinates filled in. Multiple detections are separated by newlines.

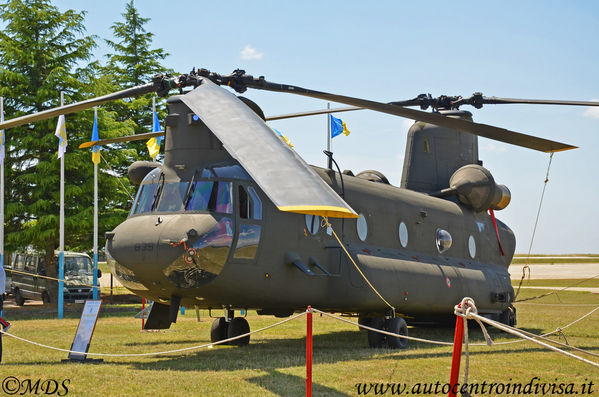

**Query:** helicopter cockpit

left=120, top=162, right=264, bottom=290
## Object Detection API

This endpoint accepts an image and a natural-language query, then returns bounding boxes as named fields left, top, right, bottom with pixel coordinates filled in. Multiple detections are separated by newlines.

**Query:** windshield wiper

left=150, top=173, right=165, bottom=211
left=183, top=170, right=199, bottom=209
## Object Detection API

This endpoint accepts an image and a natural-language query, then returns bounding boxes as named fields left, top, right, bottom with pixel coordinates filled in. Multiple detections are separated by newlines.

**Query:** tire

left=386, top=317, right=408, bottom=349
left=358, top=317, right=372, bottom=332
left=499, top=307, right=516, bottom=327
left=41, top=291, right=51, bottom=305
left=367, top=317, right=386, bottom=348
left=210, top=317, right=228, bottom=343
left=14, top=289, right=25, bottom=306
left=227, top=317, right=250, bottom=346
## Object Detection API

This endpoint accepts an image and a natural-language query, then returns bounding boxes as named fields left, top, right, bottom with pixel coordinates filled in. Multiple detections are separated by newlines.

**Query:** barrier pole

left=306, top=305, right=313, bottom=397
left=142, top=298, right=145, bottom=329
left=448, top=306, right=464, bottom=397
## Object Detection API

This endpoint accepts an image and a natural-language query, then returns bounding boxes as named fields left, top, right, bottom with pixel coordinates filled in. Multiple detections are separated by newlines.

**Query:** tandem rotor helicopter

left=1, top=68, right=597, bottom=349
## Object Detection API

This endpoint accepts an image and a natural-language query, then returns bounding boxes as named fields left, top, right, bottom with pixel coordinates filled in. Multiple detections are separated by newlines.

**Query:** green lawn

left=1, top=290, right=598, bottom=396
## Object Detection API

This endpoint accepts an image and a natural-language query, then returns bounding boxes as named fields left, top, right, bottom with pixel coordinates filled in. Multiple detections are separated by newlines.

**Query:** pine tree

left=0, top=0, right=135, bottom=303
left=104, top=0, right=170, bottom=158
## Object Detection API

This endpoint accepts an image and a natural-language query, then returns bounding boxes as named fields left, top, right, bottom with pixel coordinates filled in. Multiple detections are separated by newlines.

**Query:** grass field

left=511, top=254, right=599, bottom=265
left=1, top=287, right=598, bottom=396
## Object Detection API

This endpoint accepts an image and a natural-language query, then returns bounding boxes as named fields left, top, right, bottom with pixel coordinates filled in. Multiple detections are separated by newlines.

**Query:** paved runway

left=509, top=263, right=599, bottom=279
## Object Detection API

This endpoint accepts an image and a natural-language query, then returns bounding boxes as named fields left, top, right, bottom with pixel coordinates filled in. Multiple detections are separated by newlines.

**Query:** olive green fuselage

left=106, top=95, right=515, bottom=321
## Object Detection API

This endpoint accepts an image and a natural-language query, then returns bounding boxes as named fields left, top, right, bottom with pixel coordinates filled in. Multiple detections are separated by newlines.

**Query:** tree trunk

left=44, top=243, right=59, bottom=308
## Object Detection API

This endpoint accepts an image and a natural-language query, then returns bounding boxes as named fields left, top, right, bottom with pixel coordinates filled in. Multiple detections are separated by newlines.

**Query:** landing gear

left=367, top=316, right=409, bottom=349
left=14, top=289, right=25, bottom=306
left=209, top=310, right=250, bottom=347
left=499, top=305, right=516, bottom=327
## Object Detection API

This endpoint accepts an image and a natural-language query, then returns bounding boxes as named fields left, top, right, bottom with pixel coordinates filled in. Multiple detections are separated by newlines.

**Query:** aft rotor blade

left=181, top=79, right=358, bottom=219
left=79, top=131, right=165, bottom=149
left=0, top=83, right=157, bottom=130
left=247, top=81, right=577, bottom=153
left=266, top=106, right=362, bottom=121
left=482, top=97, right=599, bottom=107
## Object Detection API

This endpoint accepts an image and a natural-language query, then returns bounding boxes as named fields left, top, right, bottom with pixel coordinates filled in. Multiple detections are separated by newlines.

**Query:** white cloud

left=583, top=99, right=599, bottom=119
left=484, top=142, right=508, bottom=153
left=240, top=45, right=264, bottom=60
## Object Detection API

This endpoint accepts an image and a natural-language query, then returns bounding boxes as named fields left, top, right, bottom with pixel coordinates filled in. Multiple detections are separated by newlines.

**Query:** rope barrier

left=454, top=297, right=599, bottom=369
left=321, top=216, right=396, bottom=316
left=7, top=268, right=98, bottom=290
left=100, top=152, right=135, bottom=201
left=515, top=152, right=554, bottom=300
left=0, top=311, right=307, bottom=357
left=1, top=302, right=598, bottom=362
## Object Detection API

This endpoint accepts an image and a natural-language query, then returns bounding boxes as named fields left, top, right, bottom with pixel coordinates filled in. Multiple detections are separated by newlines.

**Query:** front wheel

left=14, top=289, right=25, bottom=306
left=386, top=317, right=408, bottom=349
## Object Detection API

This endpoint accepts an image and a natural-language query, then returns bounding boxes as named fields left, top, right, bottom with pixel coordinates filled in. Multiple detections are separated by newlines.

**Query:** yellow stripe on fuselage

left=277, top=205, right=359, bottom=219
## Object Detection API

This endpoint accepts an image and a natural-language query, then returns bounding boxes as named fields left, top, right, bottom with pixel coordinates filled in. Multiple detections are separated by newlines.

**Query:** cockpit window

left=186, top=181, right=215, bottom=211
left=239, top=185, right=262, bottom=220
left=185, top=181, right=232, bottom=214
left=200, top=164, right=250, bottom=180
left=157, top=182, right=189, bottom=212
left=134, top=183, right=159, bottom=214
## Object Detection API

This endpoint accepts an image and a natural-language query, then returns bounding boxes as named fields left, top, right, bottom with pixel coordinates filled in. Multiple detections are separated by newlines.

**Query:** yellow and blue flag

left=330, top=114, right=350, bottom=138
left=274, top=128, right=294, bottom=148
left=146, top=111, right=162, bottom=159
left=91, top=113, right=100, bottom=165
left=55, top=115, right=67, bottom=158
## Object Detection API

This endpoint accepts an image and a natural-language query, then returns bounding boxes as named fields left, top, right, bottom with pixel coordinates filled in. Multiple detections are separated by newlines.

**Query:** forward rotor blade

left=0, top=82, right=157, bottom=130
left=247, top=81, right=577, bottom=153
left=79, top=131, right=165, bottom=149
left=266, top=106, right=362, bottom=121
left=482, top=97, right=599, bottom=107
left=181, top=79, right=358, bottom=219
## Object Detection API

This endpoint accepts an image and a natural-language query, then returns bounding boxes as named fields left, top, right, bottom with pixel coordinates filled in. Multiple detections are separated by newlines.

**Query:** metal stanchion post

left=448, top=305, right=464, bottom=397
left=306, top=305, right=313, bottom=397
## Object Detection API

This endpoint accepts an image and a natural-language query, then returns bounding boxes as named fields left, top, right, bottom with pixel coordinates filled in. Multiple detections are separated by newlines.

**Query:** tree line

left=0, top=0, right=168, bottom=270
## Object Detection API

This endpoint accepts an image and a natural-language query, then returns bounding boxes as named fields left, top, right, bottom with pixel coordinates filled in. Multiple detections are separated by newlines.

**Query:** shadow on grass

left=247, top=369, right=350, bottom=397
left=127, top=325, right=585, bottom=373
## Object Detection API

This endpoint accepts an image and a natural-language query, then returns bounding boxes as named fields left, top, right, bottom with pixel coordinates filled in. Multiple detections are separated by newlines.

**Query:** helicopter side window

left=215, top=182, right=233, bottom=214
left=157, top=182, right=189, bottom=212
left=238, top=185, right=262, bottom=220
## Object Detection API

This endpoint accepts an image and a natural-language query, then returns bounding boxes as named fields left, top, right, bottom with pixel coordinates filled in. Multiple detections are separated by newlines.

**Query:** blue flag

left=330, top=114, right=350, bottom=138
left=91, top=113, right=100, bottom=165
left=147, top=110, right=162, bottom=159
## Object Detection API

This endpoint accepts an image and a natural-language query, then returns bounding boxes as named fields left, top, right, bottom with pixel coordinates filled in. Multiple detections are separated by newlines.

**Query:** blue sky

left=54, top=0, right=599, bottom=253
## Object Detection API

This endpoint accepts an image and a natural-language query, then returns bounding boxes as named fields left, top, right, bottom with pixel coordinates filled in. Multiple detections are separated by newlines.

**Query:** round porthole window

left=305, top=214, right=320, bottom=235
left=468, top=235, right=476, bottom=258
left=357, top=213, right=368, bottom=241
left=436, top=229, right=452, bottom=253
left=399, top=222, right=408, bottom=248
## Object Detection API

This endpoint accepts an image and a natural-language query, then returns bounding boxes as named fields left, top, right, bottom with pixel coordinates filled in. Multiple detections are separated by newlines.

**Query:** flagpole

left=58, top=91, right=65, bottom=319
left=93, top=107, right=99, bottom=300
left=326, top=102, right=332, bottom=169
left=152, top=97, right=157, bottom=163
left=0, top=97, right=4, bottom=273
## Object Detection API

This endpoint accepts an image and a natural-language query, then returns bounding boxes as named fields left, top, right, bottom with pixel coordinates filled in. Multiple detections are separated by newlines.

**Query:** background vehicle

left=10, top=251, right=101, bottom=306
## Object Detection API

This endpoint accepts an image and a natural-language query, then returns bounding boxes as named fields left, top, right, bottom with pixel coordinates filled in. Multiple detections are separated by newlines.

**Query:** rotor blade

left=0, top=82, right=157, bottom=130
left=247, top=80, right=577, bottom=153
left=78, top=131, right=165, bottom=149
left=482, top=97, right=599, bottom=107
left=181, top=79, right=358, bottom=219
left=266, top=106, right=362, bottom=121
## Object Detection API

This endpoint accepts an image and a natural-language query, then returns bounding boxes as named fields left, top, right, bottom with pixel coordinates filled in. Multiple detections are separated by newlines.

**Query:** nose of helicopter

left=105, top=213, right=227, bottom=290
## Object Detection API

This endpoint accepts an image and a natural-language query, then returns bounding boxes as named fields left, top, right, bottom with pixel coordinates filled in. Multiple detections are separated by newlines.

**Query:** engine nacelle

left=448, top=164, right=511, bottom=212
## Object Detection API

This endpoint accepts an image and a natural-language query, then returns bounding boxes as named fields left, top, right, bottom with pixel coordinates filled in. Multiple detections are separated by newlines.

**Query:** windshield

left=64, top=256, right=92, bottom=275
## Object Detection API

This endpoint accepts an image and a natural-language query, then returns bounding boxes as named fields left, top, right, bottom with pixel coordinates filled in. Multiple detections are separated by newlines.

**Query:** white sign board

left=68, top=300, right=102, bottom=361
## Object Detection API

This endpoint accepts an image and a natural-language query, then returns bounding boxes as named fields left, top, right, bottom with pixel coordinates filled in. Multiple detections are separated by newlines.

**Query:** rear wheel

left=14, top=289, right=25, bottom=306
left=227, top=317, right=250, bottom=346
left=386, top=317, right=408, bottom=349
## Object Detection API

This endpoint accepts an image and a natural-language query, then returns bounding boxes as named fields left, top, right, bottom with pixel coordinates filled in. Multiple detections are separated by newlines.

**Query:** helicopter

left=0, top=68, right=596, bottom=349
